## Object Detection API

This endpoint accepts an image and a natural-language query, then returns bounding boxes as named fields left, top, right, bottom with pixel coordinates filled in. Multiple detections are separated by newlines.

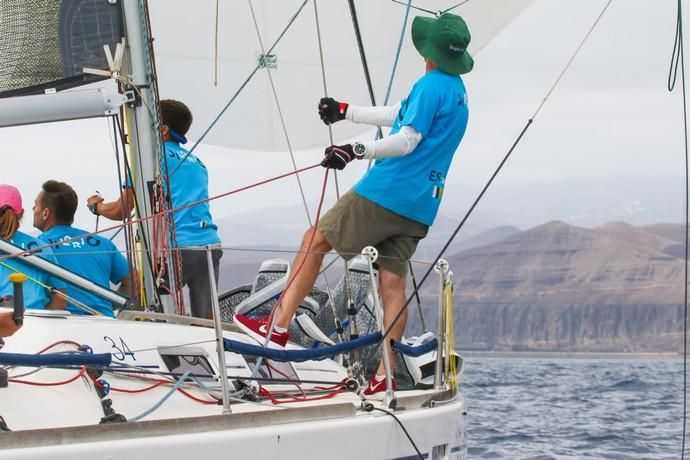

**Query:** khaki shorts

left=318, top=190, right=428, bottom=277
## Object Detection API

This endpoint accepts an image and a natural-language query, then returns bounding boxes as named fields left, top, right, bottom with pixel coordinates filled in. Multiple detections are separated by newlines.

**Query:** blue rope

left=129, top=370, right=192, bottom=422
left=0, top=352, right=111, bottom=367
left=371, top=0, right=413, bottom=151
left=223, top=332, right=382, bottom=363
left=382, top=0, right=413, bottom=108
left=391, top=338, right=438, bottom=357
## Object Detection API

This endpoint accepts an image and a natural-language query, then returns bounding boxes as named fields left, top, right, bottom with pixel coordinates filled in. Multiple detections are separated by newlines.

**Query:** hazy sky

left=2, top=0, right=687, bottom=236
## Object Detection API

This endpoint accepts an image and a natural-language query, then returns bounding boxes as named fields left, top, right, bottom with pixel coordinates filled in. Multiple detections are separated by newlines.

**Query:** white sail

left=148, top=0, right=533, bottom=151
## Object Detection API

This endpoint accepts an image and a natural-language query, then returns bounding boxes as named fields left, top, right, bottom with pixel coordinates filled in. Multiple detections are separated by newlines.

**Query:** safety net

left=0, top=0, right=123, bottom=97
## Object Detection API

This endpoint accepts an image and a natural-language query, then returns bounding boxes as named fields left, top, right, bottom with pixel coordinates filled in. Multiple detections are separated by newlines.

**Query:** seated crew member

left=86, top=99, right=222, bottom=319
left=235, top=13, right=473, bottom=397
left=0, top=185, right=67, bottom=310
left=34, top=181, right=131, bottom=317
left=0, top=311, right=20, bottom=337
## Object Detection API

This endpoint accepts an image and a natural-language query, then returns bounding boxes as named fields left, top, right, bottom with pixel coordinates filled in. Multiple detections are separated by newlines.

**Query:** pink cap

left=0, top=185, right=23, bottom=214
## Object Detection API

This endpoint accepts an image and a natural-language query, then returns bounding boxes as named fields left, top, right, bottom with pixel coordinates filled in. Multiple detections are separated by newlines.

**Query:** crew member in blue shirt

left=235, top=13, right=473, bottom=396
left=34, top=180, right=131, bottom=317
left=86, top=100, right=222, bottom=319
left=0, top=185, right=67, bottom=310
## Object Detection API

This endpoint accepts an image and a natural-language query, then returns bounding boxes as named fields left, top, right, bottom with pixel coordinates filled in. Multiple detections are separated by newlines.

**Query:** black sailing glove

left=318, top=97, right=349, bottom=125
left=321, top=144, right=356, bottom=170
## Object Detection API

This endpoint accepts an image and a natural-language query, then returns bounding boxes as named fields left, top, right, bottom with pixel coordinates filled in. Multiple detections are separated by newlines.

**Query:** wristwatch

left=89, top=202, right=100, bottom=216
left=353, top=142, right=366, bottom=159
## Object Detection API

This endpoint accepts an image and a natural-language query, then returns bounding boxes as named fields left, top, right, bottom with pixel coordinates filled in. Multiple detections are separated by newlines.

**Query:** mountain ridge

left=217, top=220, right=686, bottom=352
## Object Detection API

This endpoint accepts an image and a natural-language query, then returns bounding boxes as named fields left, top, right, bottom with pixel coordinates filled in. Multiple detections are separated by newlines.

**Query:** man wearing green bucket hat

left=235, top=13, right=472, bottom=397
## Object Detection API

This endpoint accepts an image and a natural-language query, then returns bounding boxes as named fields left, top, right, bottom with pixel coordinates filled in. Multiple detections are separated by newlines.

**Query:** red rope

left=10, top=366, right=86, bottom=386
left=176, top=388, right=218, bottom=405
left=35, top=341, right=83, bottom=354
left=107, top=381, right=166, bottom=394
left=259, top=386, right=345, bottom=405
left=0, top=163, right=323, bottom=262
left=89, top=371, right=218, bottom=404
left=268, top=168, right=330, bottom=321
left=314, top=380, right=348, bottom=391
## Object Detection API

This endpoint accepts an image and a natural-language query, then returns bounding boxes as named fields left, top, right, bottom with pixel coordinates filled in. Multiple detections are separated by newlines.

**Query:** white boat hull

left=3, top=396, right=466, bottom=460
left=0, top=311, right=467, bottom=459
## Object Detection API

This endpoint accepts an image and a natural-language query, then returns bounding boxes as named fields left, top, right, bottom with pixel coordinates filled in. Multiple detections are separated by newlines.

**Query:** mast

left=120, top=0, right=175, bottom=313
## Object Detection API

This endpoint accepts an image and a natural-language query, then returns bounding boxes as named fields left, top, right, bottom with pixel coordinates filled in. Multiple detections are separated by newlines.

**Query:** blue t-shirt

left=0, top=231, right=66, bottom=309
left=353, top=70, right=469, bottom=226
left=39, top=226, right=129, bottom=317
left=126, top=141, right=220, bottom=248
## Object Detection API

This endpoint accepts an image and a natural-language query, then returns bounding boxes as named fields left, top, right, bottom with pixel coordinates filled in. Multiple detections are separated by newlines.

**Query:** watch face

left=354, top=143, right=366, bottom=157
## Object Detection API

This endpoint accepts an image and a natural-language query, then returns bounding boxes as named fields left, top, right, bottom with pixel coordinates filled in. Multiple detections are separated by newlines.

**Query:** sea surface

left=461, top=355, right=685, bottom=459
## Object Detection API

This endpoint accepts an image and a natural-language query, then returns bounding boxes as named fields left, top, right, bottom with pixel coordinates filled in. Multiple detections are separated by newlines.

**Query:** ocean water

left=462, top=356, right=685, bottom=459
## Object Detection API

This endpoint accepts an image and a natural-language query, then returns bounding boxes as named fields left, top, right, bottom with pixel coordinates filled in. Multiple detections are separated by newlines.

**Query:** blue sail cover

left=0, top=0, right=124, bottom=97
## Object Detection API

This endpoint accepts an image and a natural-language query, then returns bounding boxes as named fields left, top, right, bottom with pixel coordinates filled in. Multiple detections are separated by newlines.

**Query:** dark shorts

left=180, top=246, right=223, bottom=319
left=318, top=190, right=428, bottom=277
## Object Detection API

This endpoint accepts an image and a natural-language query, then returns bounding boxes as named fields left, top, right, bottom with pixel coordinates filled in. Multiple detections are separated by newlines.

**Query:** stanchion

left=433, top=259, right=449, bottom=391
left=206, top=246, right=232, bottom=413
left=362, top=246, right=395, bottom=409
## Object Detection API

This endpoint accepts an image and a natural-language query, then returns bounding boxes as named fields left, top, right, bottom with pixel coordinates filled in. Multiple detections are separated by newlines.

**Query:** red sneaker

left=362, top=374, right=397, bottom=398
left=234, top=314, right=289, bottom=349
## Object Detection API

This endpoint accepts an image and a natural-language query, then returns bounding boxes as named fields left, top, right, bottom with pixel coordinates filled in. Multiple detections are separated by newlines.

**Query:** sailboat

left=0, top=1, right=532, bottom=458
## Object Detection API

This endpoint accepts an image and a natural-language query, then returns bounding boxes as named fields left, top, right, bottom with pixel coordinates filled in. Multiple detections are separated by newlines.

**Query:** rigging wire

left=667, top=0, right=689, bottom=457
left=312, top=0, right=335, bottom=149
left=347, top=0, right=378, bottom=109
left=380, top=0, right=614, bottom=342
left=247, top=0, right=313, bottom=226
left=0, top=164, right=322, bottom=264
left=312, top=0, right=343, bottom=201
left=214, top=0, right=220, bottom=87
left=347, top=0, right=429, bottom=333
left=173, top=0, right=311, bottom=174
left=115, top=115, right=156, bottom=308
left=243, top=169, right=331, bottom=386
left=312, top=0, right=360, bottom=359
left=140, top=0, right=188, bottom=313
left=111, top=115, right=141, bottom=306
left=246, top=0, right=342, bottom=348
left=381, top=0, right=413, bottom=109
left=261, top=169, right=330, bottom=345
left=374, top=0, right=431, bottom=329
left=389, top=0, right=435, bottom=16
left=441, top=0, right=471, bottom=14
left=389, top=0, right=472, bottom=17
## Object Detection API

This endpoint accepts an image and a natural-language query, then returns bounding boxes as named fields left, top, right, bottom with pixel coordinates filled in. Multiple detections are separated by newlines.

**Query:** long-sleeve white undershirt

left=359, top=126, right=422, bottom=159
left=344, top=103, right=423, bottom=159
left=345, top=103, right=401, bottom=127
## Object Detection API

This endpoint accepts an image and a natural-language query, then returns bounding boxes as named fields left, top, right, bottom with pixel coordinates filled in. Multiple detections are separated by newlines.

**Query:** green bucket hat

left=411, top=13, right=473, bottom=75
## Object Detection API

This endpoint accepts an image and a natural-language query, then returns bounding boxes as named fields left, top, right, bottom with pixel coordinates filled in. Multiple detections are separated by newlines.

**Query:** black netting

left=218, top=285, right=252, bottom=322
left=0, top=0, right=123, bottom=96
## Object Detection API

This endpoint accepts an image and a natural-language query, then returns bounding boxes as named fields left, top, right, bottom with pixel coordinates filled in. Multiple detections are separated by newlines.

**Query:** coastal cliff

left=417, top=221, right=685, bottom=352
